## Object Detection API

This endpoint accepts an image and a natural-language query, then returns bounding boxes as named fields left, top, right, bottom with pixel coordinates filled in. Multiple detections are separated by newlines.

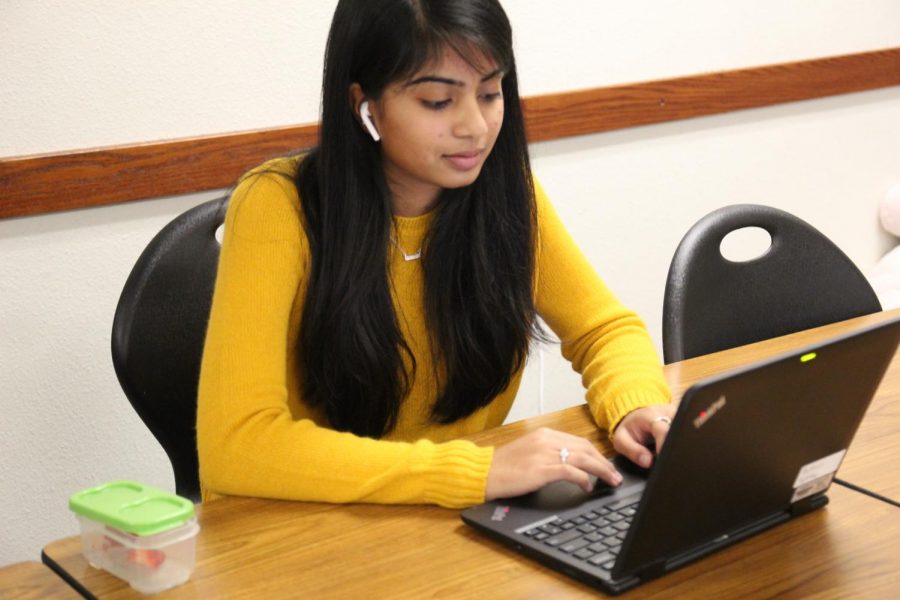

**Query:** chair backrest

left=663, top=204, right=881, bottom=364
left=111, top=197, right=228, bottom=501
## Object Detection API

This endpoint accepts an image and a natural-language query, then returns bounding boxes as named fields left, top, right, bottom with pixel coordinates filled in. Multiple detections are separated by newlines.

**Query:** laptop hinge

left=636, top=559, right=667, bottom=580
left=790, top=493, right=829, bottom=517
left=664, top=511, right=790, bottom=573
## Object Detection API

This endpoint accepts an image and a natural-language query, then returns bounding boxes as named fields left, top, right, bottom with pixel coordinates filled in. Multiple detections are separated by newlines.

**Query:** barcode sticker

left=793, top=450, right=846, bottom=488
left=791, top=473, right=834, bottom=502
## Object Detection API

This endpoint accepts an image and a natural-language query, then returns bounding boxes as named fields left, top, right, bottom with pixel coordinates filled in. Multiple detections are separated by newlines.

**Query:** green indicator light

left=800, top=352, right=817, bottom=363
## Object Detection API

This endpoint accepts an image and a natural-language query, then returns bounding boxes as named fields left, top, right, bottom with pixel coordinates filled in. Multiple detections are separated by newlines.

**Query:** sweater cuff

left=593, top=390, right=670, bottom=441
left=417, top=440, right=494, bottom=509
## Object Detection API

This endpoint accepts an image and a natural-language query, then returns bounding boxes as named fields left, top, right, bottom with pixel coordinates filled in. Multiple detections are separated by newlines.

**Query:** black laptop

left=462, top=315, right=900, bottom=594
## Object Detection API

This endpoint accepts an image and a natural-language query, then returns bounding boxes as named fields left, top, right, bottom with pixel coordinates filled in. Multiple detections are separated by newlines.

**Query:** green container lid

left=69, top=480, right=195, bottom=536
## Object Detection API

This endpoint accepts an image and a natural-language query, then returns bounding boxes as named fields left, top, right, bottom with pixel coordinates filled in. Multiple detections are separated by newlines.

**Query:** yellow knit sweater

left=197, top=156, right=670, bottom=508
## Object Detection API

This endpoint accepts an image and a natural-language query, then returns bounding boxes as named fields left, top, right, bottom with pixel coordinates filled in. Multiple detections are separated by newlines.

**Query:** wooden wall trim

left=525, top=47, right=900, bottom=141
left=2, top=47, right=899, bottom=220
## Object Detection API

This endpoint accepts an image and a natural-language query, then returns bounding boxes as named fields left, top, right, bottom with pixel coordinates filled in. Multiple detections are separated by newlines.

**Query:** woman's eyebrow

left=407, top=75, right=462, bottom=87
left=480, top=68, right=505, bottom=82
left=406, top=68, right=505, bottom=88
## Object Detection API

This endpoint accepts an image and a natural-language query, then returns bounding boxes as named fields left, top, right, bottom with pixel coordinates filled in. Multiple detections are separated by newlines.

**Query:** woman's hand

left=485, top=427, right=623, bottom=501
left=612, top=403, right=677, bottom=469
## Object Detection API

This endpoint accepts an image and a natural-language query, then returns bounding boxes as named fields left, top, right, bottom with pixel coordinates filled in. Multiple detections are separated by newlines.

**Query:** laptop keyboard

left=520, top=501, right=638, bottom=576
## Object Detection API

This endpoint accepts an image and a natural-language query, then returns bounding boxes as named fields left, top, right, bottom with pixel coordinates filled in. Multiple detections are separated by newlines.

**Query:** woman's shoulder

left=530, top=173, right=556, bottom=219
left=226, top=155, right=307, bottom=243
left=239, top=155, right=304, bottom=183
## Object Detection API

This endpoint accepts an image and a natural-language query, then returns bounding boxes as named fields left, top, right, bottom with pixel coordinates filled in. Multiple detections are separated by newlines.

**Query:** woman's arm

left=531, top=179, right=673, bottom=459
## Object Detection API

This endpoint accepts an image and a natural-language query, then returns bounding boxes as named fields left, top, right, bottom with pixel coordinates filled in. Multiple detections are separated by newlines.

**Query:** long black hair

left=295, top=0, right=540, bottom=438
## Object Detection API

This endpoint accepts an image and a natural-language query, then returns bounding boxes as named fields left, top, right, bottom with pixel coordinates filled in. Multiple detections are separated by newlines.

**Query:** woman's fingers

left=613, top=430, right=653, bottom=468
left=558, top=447, right=623, bottom=489
left=649, top=416, right=671, bottom=451
left=486, top=406, right=680, bottom=501
left=485, top=428, right=622, bottom=500
left=612, top=404, right=677, bottom=468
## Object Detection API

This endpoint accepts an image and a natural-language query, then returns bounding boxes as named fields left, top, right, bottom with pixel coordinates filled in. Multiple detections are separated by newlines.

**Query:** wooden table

left=42, top=312, right=900, bottom=599
left=0, top=561, right=81, bottom=599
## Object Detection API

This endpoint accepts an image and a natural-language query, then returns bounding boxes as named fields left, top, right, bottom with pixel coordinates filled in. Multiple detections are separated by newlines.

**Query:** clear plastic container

left=69, top=481, right=199, bottom=594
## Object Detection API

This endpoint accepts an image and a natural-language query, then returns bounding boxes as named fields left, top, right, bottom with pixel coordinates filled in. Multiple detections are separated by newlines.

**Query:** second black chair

left=111, top=197, right=228, bottom=501
left=662, top=203, right=881, bottom=364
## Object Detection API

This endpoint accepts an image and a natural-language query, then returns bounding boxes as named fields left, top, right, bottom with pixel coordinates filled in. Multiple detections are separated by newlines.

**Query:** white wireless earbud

left=359, top=101, right=381, bottom=142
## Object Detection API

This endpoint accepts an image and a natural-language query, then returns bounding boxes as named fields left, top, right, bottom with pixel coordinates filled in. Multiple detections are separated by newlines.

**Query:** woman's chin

left=439, top=167, right=484, bottom=190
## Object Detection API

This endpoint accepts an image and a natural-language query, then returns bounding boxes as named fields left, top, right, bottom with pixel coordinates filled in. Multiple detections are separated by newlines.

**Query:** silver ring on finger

left=559, top=447, right=570, bottom=464
left=653, top=416, right=672, bottom=426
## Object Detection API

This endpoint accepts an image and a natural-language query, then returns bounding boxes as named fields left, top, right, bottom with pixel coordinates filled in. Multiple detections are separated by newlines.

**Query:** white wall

left=2, top=0, right=899, bottom=566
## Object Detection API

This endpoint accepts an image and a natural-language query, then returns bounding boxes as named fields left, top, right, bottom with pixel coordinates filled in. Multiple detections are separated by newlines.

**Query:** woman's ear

left=349, top=83, right=365, bottom=114
left=349, top=83, right=380, bottom=142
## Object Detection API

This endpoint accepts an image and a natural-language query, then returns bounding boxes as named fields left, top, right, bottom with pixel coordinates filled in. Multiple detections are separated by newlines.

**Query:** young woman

left=197, top=0, right=674, bottom=508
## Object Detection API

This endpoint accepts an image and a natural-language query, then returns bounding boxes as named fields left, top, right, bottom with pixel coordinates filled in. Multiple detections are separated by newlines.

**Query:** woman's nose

left=453, top=97, right=489, bottom=139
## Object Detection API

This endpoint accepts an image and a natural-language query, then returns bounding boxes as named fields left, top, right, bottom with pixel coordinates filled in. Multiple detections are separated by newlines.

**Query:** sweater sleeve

left=532, top=178, right=671, bottom=437
left=196, top=169, right=493, bottom=508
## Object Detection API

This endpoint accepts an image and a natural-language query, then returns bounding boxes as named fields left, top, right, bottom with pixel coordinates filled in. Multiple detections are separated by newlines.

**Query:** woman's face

left=364, top=48, right=505, bottom=216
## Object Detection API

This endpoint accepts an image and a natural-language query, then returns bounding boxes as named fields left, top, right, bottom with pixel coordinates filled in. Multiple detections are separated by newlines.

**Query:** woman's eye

left=481, top=92, right=503, bottom=102
left=422, top=99, right=452, bottom=110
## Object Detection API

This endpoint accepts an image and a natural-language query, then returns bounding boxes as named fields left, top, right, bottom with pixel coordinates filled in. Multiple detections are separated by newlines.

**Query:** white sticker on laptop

left=791, top=473, right=834, bottom=502
left=793, top=450, right=846, bottom=488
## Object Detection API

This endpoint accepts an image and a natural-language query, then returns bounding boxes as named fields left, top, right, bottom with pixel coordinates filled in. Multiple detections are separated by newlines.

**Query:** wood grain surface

left=40, top=311, right=900, bottom=599
left=40, top=477, right=900, bottom=599
left=0, top=561, right=81, bottom=599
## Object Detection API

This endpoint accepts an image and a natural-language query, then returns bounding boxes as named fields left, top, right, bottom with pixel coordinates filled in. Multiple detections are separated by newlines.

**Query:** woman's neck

left=391, top=196, right=438, bottom=217
left=385, top=171, right=441, bottom=217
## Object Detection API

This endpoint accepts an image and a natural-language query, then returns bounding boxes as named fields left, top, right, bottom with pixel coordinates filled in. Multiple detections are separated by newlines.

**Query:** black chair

left=111, top=197, right=228, bottom=501
left=662, top=203, right=881, bottom=364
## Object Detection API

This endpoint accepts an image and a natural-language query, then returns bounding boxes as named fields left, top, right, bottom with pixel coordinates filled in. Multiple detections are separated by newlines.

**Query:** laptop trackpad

left=530, top=478, right=614, bottom=510
left=530, top=461, right=649, bottom=511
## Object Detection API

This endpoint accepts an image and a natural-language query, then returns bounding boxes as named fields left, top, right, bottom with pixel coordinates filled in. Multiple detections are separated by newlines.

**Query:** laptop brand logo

left=491, top=506, right=510, bottom=521
left=694, top=396, right=726, bottom=429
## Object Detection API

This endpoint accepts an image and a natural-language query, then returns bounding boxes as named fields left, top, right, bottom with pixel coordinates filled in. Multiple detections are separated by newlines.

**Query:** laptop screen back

left=614, top=317, right=900, bottom=578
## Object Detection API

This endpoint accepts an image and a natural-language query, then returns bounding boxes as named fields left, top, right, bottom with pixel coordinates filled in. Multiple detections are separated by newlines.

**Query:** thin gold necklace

left=389, top=236, right=421, bottom=261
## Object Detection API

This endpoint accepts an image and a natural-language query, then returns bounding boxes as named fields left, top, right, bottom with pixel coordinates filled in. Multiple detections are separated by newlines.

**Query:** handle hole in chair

left=719, top=226, right=772, bottom=263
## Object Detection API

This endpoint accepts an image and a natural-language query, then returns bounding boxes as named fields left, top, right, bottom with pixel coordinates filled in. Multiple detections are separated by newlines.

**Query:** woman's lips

left=444, top=150, right=483, bottom=171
